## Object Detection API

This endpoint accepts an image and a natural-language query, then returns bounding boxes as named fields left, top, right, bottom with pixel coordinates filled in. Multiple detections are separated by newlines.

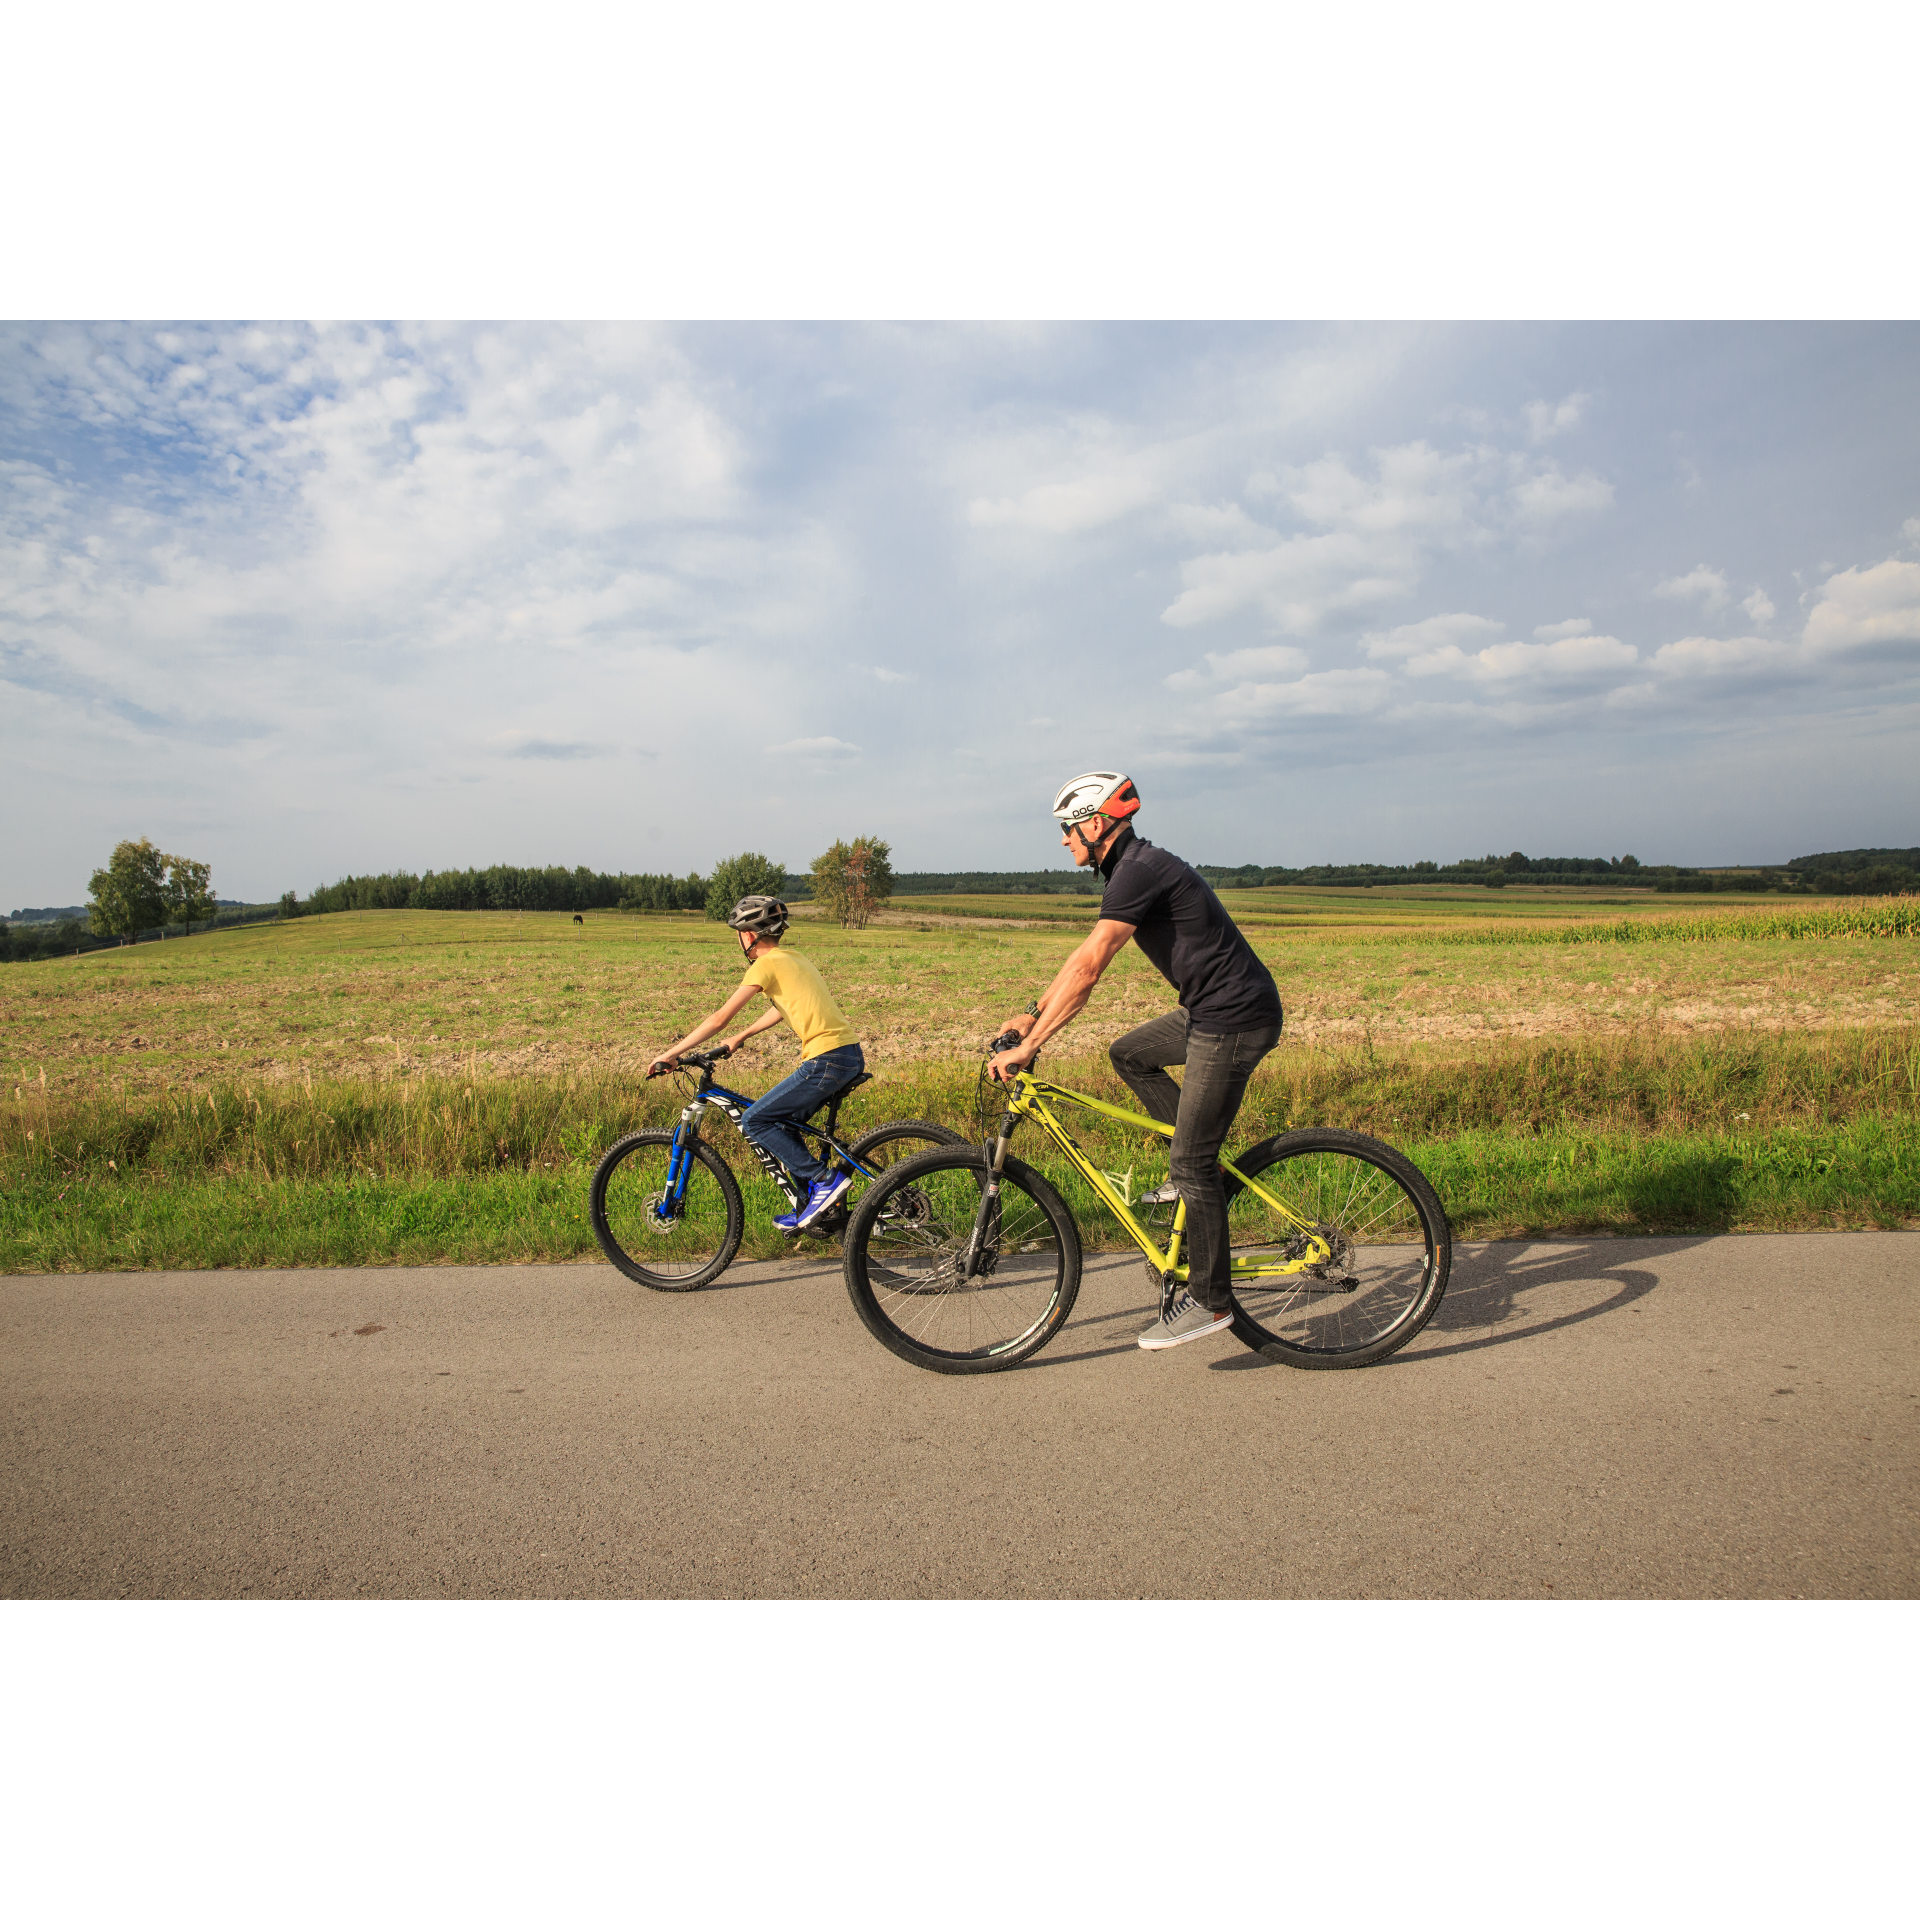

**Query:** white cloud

left=1361, top=613, right=1504, bottom=660
left=1234, top=667, right=1394, bottom=717
left=1525, top=392, right=1589, bottom=442
left=1532, top=616, right=1593, bottom=640
left=1162, top=501, right=1278, bottom=549
left=1509, top=469, right=1614, bottom=524
left=1650, top=636, right=1799, bottom=676
left=1405, top=634, right=1638, bottom=680
left=1202, top=645, right=1311, bottom=681
left=1165, top=644, right=1309, bottom=691
left=1903, top=517, right=1920, bottom=550
left=1162, top=529, right=1408, bottom=631
left=1740, top=588, right=1776, bottom=627
left=765, top=736, right=861, bottom=756
left=874, top=666, right=914, bottom=684
left=966, top=467, right=1156, bottom=534
left=1802, top=559, right=1920, bottom=653
left=1162, top=442, right=1492, bottom=632
left=1655, top=565, right=1731, bottom=610
left=487, top=731, right=600, bottom=759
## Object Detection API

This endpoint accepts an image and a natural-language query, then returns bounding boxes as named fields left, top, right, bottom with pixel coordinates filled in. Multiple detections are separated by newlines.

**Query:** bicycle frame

left=995, top=1070, right=1333, bottom=1282
left=660, top=1060, right=872, bottom=1216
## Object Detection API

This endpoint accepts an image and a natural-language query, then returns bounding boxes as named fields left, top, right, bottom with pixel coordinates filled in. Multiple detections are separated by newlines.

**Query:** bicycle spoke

left=591, top=1131, right=741, bottom=1289
left=850, top=1157, right=1073, bottom=1366
left=1225, top=1137, right=1446, bottom=1362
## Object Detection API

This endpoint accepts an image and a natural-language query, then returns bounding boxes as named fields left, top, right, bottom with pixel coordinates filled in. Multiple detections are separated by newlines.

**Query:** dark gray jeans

left=1109, top=1009, right=1282, bottom=1313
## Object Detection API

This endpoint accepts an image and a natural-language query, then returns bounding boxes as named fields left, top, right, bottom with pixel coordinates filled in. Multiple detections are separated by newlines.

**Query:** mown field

left=3, top=891, right=1916, bottom=1270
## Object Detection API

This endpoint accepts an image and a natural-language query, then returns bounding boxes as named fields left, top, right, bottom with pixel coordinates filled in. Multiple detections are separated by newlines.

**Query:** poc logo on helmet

left=1051, top=771, right=1140, bottom=827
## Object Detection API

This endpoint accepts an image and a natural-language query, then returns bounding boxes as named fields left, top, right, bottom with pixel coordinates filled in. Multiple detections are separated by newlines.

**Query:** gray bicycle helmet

left=726, top=894, right=790, bottom=936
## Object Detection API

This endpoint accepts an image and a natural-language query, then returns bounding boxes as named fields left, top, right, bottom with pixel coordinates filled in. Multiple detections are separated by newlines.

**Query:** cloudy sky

left=3, top=321, right=1917, bottom=905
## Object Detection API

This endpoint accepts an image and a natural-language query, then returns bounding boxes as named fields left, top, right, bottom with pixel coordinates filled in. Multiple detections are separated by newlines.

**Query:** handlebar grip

left=989, top=1032, right=1022, bottom=1054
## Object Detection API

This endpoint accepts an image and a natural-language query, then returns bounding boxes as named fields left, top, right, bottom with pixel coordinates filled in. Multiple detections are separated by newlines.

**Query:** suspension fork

left=663, top=1100, right=707, bottom=1209
left=961, top=1109, right=1020, bottom=1280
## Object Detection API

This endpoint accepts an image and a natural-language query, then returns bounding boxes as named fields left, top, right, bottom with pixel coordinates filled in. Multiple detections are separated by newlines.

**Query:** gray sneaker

left=1138, top=1288, right=1234, bottom=1349
left=1138, top=1180, right=1180, bottom=1206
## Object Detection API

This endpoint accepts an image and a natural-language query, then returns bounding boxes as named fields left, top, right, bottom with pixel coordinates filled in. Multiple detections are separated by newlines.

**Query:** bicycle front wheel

left=590, top=1129, right=744, bottom=1291
left=1225, top=1128, right=1450, bottom=1368
left=842, top=1147, right=1081, bottom=1375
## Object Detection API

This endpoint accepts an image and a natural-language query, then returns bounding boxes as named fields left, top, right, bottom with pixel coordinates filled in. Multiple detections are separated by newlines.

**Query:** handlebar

left=647, top=1045, right=731, bottom=1079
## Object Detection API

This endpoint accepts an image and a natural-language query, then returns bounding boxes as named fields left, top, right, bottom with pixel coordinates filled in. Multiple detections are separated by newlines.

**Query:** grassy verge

left=2, top=1117, right=1910, bottom=1274
left=7, top=1028, right=1914, bottom=1181
left=5, top=1029, right=1913, bottom=1272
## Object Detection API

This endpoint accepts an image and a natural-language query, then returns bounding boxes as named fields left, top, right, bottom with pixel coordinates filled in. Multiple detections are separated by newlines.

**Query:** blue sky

left=3, top=321, right=1917, bottom=905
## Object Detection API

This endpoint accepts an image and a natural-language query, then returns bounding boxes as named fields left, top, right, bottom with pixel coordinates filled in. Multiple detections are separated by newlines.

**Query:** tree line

left=16, top=833, right=1906, bottom=966
left=279, top=837, right=898, bottom=930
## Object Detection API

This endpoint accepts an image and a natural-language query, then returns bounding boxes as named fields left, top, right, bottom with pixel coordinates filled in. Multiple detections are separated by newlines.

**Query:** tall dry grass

left=5, top=1026, right=1913, bottom=1186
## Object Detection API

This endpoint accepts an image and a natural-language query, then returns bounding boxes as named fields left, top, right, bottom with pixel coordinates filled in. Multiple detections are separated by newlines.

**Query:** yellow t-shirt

left=742, top=946, right=858, bottom=1061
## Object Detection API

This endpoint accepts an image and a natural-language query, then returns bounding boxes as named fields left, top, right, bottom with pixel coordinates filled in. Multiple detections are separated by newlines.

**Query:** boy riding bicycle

left=648, top=895, right=866, bottom=1232
left=990, top=770, right=1283, bottom=1351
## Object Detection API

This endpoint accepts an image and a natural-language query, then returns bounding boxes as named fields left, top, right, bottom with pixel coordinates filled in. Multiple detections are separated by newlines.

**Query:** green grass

left=4, top=1115, right=1908, bottom=1273
left=5, top=904, right=1916, bottom=1272
left=4, top=1029, right=1913, bottom=1270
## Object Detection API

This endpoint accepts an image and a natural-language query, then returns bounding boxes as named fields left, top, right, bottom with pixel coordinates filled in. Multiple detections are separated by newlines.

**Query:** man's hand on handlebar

left=988, top=1028, right=1038, bottom=1084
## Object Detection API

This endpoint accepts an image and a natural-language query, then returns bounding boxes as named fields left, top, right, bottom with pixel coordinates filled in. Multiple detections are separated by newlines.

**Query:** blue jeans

left=740, top=1043, right=866, bottom=1186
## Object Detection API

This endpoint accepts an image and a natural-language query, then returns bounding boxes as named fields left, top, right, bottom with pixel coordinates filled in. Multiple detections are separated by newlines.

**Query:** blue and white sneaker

left=794, top=1171, right=853, bottom=1229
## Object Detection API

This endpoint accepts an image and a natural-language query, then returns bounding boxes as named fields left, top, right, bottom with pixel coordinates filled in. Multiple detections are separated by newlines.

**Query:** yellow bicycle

left=841, top=1044, right=1451, bottom=1375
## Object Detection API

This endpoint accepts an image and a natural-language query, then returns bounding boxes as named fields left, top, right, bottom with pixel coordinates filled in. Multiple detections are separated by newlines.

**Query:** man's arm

left=648, top=978, right=764, bottom=1073
left=990, top=918, right=1135, bottom=1081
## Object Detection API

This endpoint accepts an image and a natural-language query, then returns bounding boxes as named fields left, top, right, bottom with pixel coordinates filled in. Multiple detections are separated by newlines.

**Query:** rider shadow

left=709, top=1253, right=842, bottom=1291
left=1206, top=1238, right=1662, bottom=1370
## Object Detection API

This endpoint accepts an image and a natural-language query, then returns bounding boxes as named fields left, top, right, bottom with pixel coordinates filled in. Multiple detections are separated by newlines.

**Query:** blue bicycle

left=589, top=1046, right=962, bottom=1290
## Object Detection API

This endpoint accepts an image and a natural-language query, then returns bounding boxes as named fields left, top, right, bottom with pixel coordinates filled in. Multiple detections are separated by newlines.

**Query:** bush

left=811, top=837, right=894, bottom=929
left=703, top=852, right=790, bottom=922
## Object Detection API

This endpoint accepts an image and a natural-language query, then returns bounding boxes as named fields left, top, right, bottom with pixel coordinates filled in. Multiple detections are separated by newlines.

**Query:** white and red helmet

left=1051, top=770, right=1141, bottom=830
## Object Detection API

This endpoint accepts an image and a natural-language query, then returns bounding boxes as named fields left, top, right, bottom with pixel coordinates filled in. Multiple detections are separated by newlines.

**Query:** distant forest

left=272, top=846, right=1920, bottom=915
left=9, top=846, right=1916, bottom=961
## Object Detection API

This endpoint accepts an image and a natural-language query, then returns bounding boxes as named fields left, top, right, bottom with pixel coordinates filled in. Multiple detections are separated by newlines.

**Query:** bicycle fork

left=660, top=1105, right=707, bottom=1220
left=961, top=1119, right=1018, bottom=1280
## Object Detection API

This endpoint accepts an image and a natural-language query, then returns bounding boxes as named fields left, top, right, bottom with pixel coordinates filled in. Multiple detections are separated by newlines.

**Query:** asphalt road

left=4, top=1234, right=1914, bottom=1598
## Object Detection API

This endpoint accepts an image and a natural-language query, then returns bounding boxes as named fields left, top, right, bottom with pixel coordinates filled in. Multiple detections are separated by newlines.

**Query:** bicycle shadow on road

left=1207, top=1238, right=1662, bottom=1372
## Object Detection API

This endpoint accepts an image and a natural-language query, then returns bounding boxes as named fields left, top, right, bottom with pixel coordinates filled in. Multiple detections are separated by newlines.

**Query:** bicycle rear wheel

left=590, top=1129, right=744, bottom=1291
left=1224, top=1128, right=1450, bottom=1368
left=846, top=1118, right=966, bottom=1175
left=842, top=1147, right=1081, bottom=1374
left=792, top=1118, right=966, bottom=1238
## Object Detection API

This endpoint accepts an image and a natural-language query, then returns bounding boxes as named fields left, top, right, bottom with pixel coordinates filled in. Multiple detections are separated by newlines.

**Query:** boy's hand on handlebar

left=646, top=1051, right=680, bottom=1078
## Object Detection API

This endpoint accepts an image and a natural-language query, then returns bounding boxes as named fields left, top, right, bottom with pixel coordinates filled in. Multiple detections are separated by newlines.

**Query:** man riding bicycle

left=648, top=895, right=866, bottom=1233
left=990, top=771, right=1283, bottom=1350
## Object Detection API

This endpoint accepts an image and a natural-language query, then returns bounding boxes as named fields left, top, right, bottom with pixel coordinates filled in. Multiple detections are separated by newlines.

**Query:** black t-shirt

left=1098, top=830, right=1283, bottom=1033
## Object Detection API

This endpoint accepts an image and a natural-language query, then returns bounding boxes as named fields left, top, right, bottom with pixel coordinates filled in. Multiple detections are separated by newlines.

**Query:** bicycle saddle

left=806, top=1071, right=873, bottom=1122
